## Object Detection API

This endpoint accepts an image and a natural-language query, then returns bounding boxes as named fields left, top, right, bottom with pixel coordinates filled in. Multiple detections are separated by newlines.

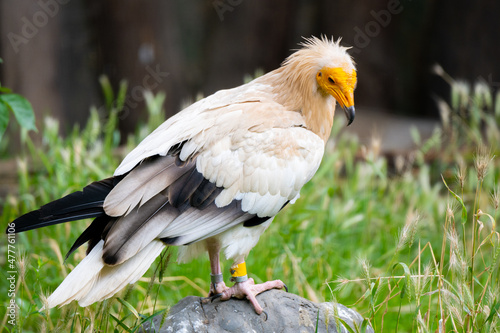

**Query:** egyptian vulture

left=9, top=36, right=357, bottom=315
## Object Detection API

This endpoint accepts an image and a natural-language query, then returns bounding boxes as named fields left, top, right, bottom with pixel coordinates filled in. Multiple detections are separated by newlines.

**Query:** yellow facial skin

left=316, top=67, right=357, bottom=125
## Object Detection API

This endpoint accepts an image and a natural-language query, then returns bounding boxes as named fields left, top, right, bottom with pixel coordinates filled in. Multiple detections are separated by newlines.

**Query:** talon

left=210, top=293, right=222, bottom=302
left=261, top=310, right=268, bottom=321
left=283, top=283, right=288, bottom=292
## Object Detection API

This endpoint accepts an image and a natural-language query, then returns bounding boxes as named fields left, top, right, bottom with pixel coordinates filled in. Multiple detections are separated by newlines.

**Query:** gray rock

left=139, top=289, right=373, bottom=333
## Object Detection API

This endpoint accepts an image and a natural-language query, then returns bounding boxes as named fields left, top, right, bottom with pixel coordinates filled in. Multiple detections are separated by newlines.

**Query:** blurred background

left=0, top=0, right=499, bottom=140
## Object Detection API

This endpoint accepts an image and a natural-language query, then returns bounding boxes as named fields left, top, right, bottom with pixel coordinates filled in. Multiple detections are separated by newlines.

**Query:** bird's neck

left=301, top=97, right=336, bottom=143
left=257, top=66, right=335, bottom=143
left=259, top=67, right=336, bottom=143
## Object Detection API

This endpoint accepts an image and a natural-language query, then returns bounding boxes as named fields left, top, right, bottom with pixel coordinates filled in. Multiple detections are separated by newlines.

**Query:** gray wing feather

left=158, top=201, right=253, bottom=246
left=103, top=155, right=194, bottom=217
left=102, top=194, right=177, bottom=265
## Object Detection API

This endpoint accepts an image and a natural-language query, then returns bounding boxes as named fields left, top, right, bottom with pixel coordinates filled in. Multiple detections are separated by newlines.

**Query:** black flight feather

left=102, top=194, right=176, bottom=266
left=169, top=166, right=205, bottom=208
left=8, top=177, right=120, bottom=234
left=165, top=162, right=198, bottom=207
left=243, top=200, right=289, bottom=227
left=242, top=215, right=271, bottom=227
left=65, top=215, right=114, bottom=260
left=189, top=178, right=219, bottom=208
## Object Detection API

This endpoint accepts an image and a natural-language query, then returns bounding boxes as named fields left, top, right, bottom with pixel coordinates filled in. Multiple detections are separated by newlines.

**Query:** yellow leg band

left=230, top=262, right=247, bottom=278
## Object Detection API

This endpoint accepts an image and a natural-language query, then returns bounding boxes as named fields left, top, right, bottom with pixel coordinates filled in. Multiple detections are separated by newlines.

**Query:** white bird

left=9, top=36, right=357, bottom=315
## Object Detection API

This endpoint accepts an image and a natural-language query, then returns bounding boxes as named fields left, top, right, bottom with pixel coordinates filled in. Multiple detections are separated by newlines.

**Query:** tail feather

left=65, top=215, right=113, bottom=260
left=9, top=177, right=119, bottom=233
left=47, top=239, right=165, bottom=308
left=80, top=240, right=165, bottom=306
left=46, top=240, right=106, bottom=308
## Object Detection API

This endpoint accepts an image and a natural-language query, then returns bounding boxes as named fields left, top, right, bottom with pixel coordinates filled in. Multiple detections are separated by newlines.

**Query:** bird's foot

left=220, top=278, right=286, bottom=314
left=202, top=273, right=230, bottom=303
left=208, top=280, right=229, bottom=297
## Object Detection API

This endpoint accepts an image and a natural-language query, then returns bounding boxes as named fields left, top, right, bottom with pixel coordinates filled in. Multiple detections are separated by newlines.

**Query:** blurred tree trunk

left=0, top=0, right=98, bottom=134
left=89, top=0, right=178, bottom=135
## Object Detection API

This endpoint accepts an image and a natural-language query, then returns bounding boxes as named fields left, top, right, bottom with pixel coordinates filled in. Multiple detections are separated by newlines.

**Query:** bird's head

left=315, top=66, right=356, bottom=125
left=279, top=36, right=357, bottom=127
left=308, top=37, right=357, bottom=126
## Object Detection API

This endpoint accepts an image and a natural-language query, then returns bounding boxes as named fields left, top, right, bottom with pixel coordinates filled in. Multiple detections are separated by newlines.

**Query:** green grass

left=1, top=71, right=500, bottom=332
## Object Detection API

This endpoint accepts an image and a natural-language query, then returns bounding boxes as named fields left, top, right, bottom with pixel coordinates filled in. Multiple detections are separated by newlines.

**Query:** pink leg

left=207, top=240, right=228, bottom=296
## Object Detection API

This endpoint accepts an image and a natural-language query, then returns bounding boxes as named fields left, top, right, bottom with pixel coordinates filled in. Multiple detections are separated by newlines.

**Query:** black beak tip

left=344, top=106, right=355, bottom=126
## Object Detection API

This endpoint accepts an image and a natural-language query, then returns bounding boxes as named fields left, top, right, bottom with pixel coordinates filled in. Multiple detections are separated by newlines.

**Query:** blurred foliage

left=0, top=58, right=37, bottom=143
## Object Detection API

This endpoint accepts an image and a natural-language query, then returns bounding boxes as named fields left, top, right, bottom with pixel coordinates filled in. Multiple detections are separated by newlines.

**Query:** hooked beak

left=343, top=105, right=355, bottom=126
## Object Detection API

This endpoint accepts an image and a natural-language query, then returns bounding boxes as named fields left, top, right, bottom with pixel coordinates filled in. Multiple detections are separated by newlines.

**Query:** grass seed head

left=448, top=250, right=459, bottom=274
left=452, top=80, right=471, bottom=111
left=432, top=63, right=445, bottom=77
left=419, top=263, right=433, bottom=294
left=17, top=158, right=28, bottom=177
left=495, top=90, right=500, bottom=117
left=474, top=80, right=493, bottom=109
left=487, top=285, right=500, bottom=306
left=491, top=187, right=499, bottom=211
left=333, top=276, right=350, bottom=292
left=359, top=258, right=371, bottom=288
left=330, top=295, right=342, bottom=333
left=370, top=133, right=381, bottom=160
left=446, top=225, right=460, bottom=253
left=396, top=211, right=421, bottom=252
left=446, top=202, right=456, bottom=220
left=474, top=146, right=493, bottom=182
left=39, top=291, right=51, bottom=317
left=415, top=312, right=428, bottom=332
left=394, top=155, right=406, bottom=174
left=445, top=224, right=468, bottom=280
left=460, top=282, right=475, bottom=314
left=436, top=97, right=452, bottom=131
left=442, top=288, right=465, bottom=327
left=456, top=161, right=466, bottom=191
left=18, top=252, right=27, bottom=282
left=37, top=321, right=47, bottom=333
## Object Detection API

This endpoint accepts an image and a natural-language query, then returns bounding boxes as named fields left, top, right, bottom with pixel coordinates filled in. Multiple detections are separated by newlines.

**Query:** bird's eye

left=328, top=77, right=335, bottom=84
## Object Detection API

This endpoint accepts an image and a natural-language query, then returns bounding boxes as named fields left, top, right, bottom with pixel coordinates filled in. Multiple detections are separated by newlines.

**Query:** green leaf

left=359, top=318, right=370, bottom=333
left=109, top=313, right=133, bottom=332
left=485, top=300, right=500, bottom=324
left=0, top=101, right=9, bottom=141
left=336, top=317, right=356, bottom=333
left=116, top=297, right=140, bottom=319
left=393, top=262, right=412, bottom=300
left=371, top=277, right=380, bottom=298
left=410, top=126, right=421, bottom=145
left=441, top=174, right=467, bottom=223
left=0, top=93, right=37, bottom=132
left=116, top=79, right=128, bottom=111
left=99, top=75, right=114, bottom=111
left=473, top=275, right=484, bottom=288
left=138, top=309, right=167, bottom=327
left=0, top=86, right=12, bottom=93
